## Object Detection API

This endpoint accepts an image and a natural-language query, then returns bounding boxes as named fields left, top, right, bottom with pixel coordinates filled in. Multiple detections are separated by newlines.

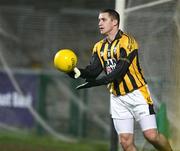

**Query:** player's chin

left=99, top=30, right=106, bottom=35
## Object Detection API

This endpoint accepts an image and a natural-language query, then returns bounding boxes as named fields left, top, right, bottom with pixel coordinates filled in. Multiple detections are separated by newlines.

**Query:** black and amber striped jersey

left=91, top=30, right=147, bottom=96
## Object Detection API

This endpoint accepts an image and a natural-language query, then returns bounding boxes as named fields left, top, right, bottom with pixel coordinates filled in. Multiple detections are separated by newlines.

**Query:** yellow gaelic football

left=54, top=49, right=77, bottom=73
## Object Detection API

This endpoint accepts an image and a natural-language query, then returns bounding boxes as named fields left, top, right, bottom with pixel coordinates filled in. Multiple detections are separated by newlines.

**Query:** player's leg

left=110, top=94, right=137, bottom=151
left=140, top=115, right=173, bottom=151
left=113, top=118, right=137, bottom=151
left=134, top=85, right=173, bottom=151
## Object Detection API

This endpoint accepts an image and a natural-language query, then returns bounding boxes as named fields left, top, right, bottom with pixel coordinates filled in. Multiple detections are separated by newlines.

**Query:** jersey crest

left=104, top=58, right=117, bottom=74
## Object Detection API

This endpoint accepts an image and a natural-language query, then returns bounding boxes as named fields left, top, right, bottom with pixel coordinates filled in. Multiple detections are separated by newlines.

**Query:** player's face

left=98, top=12, right=117, bottom=35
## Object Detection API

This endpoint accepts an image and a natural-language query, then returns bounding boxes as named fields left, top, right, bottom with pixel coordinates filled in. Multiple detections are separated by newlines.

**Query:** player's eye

left=99, top=18, right=106, bottom=22
left=102, top=18, right=106, bottom=21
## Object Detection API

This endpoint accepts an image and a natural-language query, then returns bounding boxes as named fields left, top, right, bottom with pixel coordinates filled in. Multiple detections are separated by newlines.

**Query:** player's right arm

left=68, top=52, right=103, bottom=79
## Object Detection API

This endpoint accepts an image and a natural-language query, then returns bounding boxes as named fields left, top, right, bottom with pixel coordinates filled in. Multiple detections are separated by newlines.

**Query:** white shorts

left=110, top=85, right=157, bottom=134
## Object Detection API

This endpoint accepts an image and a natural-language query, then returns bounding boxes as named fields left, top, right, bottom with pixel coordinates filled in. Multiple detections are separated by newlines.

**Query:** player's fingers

left=74, top=67, right=81, bottom=79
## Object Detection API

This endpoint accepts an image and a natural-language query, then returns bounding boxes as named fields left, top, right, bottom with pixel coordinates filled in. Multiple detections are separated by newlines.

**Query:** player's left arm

left=92, top=49, right=138, bottom=84
left=76, top=49, right=138, bottom=89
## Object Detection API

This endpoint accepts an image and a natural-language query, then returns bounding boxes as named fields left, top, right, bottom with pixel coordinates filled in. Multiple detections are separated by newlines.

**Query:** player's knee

left=143, top=129, right=159, bottom=143
left=119, top=134, right=134, bottom=149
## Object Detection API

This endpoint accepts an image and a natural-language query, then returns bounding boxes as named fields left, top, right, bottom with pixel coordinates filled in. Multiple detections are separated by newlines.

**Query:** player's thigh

left=131, top=87, right=157, bottom=131
left=129, top=86, right=156, bottom=121
left=110, top=94, right=134, bottom=119
left=113, top=118, right=134, bottom=134
left=139, top=114, right=157, bottom=132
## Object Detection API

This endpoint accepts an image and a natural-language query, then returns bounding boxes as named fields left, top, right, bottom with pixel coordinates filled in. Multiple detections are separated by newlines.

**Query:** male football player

left=68, top=9, right=173, bottom=151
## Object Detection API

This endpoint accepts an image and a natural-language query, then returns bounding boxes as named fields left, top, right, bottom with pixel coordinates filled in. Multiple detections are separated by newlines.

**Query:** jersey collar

left=103, top=30, right=123, bottom=44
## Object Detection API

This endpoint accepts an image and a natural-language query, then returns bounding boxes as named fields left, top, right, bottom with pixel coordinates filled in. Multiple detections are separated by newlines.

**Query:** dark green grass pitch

left=0, top=132, right=108, bottom=151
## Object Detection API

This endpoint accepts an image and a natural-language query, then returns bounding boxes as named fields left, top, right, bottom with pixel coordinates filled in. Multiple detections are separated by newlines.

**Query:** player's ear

left=113, top=19, right=118, bottom=27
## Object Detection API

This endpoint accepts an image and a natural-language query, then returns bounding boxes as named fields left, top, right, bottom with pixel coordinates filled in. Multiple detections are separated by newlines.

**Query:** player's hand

left=67, top=67, right=81, bottom=79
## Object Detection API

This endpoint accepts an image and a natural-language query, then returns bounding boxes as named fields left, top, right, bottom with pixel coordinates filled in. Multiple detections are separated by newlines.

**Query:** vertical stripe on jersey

left=129, top=36, right=134, bottom=51
left=110, top=40, right=119, bottom=59
left=123, top=74, right=134, bottom=91
left=119, top=81, right=125, bottom=95
left=122, top=79, right=129, bottom=93
left=129, top=58, right=144, bottom=87
left=116, top=45, right=120, bottom=60
left=99, top=42, right=106, bottom=66
left=126, top=71, right=138, bottom=89
left=114, top=80, right=121, bottom=95
left=126, top=34, right=131, bottom=51
left=133, top=57, right=146, bottom=86
left=107, top=43, right=112, bottom=59
left=136, top=55, right=147, bottom=84
left=111, top=83, right=117, bottom=96
left=103, top=43, right=109, bottom=61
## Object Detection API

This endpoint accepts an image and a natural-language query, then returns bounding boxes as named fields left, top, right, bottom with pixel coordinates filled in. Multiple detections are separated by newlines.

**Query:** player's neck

left=106, top=28, right=119, bottom=43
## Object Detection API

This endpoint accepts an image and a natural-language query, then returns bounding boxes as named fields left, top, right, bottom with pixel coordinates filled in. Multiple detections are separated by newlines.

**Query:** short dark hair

left=100, top=9, right=120, bottom=27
